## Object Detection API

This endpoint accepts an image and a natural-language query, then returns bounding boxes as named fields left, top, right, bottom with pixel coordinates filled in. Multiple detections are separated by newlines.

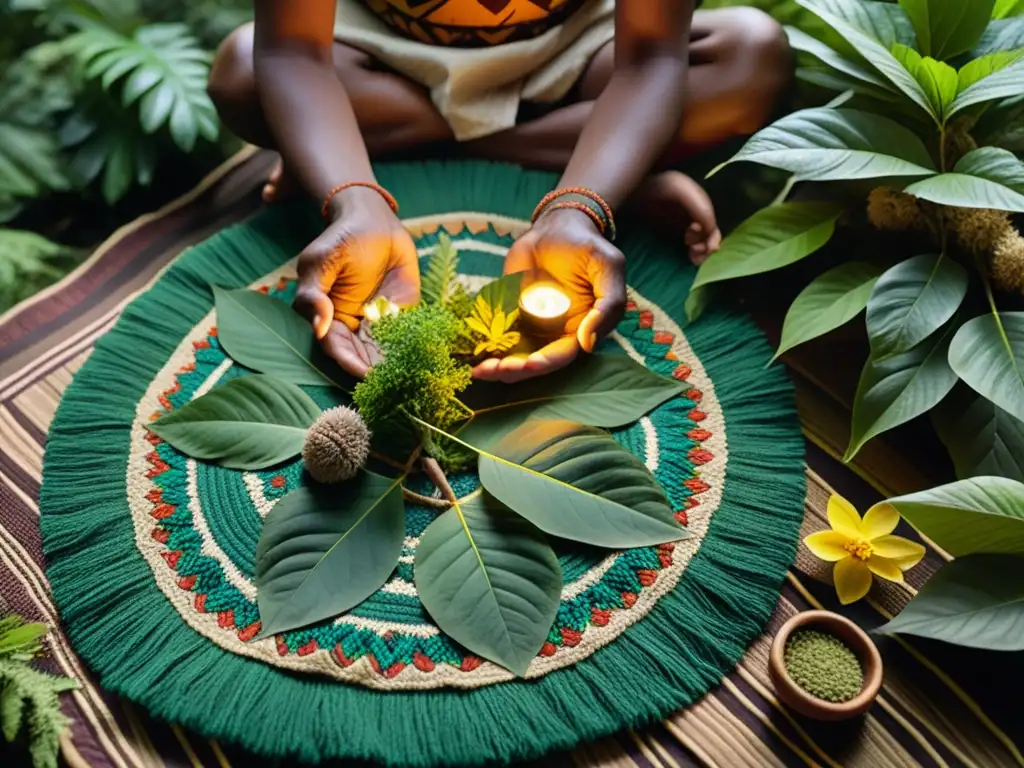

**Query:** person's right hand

left=293, top=189, right=420, bottom=378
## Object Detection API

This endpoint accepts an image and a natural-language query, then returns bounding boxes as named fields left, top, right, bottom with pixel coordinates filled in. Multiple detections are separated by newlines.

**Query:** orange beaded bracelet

left=321, top=181, right=399, bottom=220
left=532, top=186, right=617, bottom=240
left=540, top=200, right=607, bottom=234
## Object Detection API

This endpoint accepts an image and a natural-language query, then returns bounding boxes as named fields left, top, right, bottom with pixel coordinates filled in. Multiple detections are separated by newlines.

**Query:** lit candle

left=518, top=282, right=571, bottom=340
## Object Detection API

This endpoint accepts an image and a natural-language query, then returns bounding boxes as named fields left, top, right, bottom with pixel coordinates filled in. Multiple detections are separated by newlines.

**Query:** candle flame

left=520, top=283, right=570, bottom=319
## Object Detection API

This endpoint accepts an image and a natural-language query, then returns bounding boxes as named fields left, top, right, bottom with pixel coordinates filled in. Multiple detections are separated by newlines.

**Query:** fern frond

left=0, top=229, right=84, bottom=313
left=421, top=233, right=459, bottom=306
left=0, top=615, right=77, bottom=768
left=69, top=22, right=218, bottom=152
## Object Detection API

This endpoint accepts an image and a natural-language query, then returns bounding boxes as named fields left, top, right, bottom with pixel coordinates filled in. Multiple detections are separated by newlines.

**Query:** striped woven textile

left=1, top=147, right=1021, bottom=768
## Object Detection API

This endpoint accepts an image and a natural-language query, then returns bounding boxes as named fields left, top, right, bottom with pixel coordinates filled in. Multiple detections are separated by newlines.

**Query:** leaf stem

left=422, top=457, right=458, bottom=504
left=401, top=486, right=451, bottom=510
left=451, top=397, right=475, bottom=417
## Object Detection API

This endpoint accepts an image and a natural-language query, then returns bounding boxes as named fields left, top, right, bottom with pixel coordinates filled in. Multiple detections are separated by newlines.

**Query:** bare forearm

left=558, top=56, right=688, bottom=208
left=254, top=49, right=377, bottom=217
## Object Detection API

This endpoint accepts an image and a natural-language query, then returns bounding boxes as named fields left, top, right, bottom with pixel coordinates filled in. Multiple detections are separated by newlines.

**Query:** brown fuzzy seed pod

left=867, top=187, right=925, bottom=231
left=991, top=229, right=1024, bottom=294
left=946, top=206, right=1013, bottom=256
left=302, top=406, right=372, bottom=483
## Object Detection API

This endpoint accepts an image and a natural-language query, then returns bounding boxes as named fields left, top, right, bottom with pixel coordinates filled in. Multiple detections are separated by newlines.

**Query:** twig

left=401, top=486, right=451, bottom=510
left=422, top=457, right=458, bottom=504
left=370, top=451, right=406, bottom=470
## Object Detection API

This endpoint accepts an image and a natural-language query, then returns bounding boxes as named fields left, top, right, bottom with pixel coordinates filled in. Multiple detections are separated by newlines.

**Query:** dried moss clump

left=867, top=187, right=926, bottom=231
left=784, top=629, right=863, bottom=703
left=303, top=406, right=371, bottom=483
left=992, top=228, right=1024, bottom=294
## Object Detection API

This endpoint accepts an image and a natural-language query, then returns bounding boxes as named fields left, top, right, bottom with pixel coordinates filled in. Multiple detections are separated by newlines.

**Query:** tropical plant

left=149, top=241, right=692, bottom=675
left=0, top=614, right=77, bottom=768
left=688, top=0, right=1024, bottom=482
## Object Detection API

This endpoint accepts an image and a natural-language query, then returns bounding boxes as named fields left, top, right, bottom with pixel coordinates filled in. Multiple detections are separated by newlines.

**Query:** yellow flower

left=805, top=494, right=925, bottom=605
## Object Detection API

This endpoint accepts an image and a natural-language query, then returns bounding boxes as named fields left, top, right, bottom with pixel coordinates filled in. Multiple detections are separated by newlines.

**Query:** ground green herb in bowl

left=783, top=629, right=863, bottom=703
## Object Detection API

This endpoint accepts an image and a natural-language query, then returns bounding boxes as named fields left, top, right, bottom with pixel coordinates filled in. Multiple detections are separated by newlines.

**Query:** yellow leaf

left=504, top=308, right=520, bottom=332
left=465, top=317, right=490, bottom=337
left=490, top=308, right=506, bottom=339
left=474, top=295, right=493, bottom=326
left=474, top=341, right=489, bottom=356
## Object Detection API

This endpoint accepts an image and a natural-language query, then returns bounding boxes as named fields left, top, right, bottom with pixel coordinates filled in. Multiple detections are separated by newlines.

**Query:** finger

left=579, top=251, right=626, bottom=352
left=675, top=173, right=718, bottom=239
left=322, top=327, right=372, bottom=379
left=384, top=230, right=422, bottom=307
left=504, top=235, right=536, bottom=275
left=294, top=289, right=335, bottom=340
left=498, top=337, right=580, bottom=383
left=471, top=356, right=504, bottom=381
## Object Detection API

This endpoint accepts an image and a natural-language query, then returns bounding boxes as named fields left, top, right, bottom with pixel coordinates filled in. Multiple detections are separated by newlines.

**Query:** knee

left=722, top=8, right=793, bottom=130
left=208, top=23, right=257, bottom=118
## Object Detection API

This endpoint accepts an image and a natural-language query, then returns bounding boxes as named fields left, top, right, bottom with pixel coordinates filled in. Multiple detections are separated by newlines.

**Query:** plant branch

left=401, top=486, right=451, bottom=509
left=451, top=397, right=475, bottom=417
left=422, top=457, right=458, bottom=504
left=371, top=451, right=406, bottom=471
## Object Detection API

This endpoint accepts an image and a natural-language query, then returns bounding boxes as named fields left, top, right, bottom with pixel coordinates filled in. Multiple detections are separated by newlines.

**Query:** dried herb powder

left=783, top=629, right=863, bottom=703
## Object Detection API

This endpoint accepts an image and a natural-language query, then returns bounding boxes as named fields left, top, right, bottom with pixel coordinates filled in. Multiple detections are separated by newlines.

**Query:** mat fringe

left=41, top=160, right=805, bottom=766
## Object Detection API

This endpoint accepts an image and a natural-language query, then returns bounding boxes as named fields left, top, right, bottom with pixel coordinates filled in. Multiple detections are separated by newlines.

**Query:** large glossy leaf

left=958, top=51, right=1024, bottom=93
left=461, top=353, right=685, bottom=446
left=906, top=148, right=1024, bottom=212
left=690, top=202, right=843, bottom=289
left=414, top=493, right=561, bottom=676
left=846, top=325, right=958, bottom=460
left=891, top=45, right=958, bottom=119
left=948, top=55, right=1024, bottom=117
left=719, top=108, right=936, bottom=181
left=973, top=18, right=1024, bottom=56
left=795, top=0, right=936, bottom=119
left=993, top=0, right=1024, bottom=20
left=898, top=0, right=995, bottom=59
left=214, top=286, right=345, bottom=388
left=476, top=420, right=688, bottom=548
left=785, top=26, right=893, bottom=91
left=948, top=312, right=1024, bottom=423
left=255, top=474, right=405, bottom=637
left=866, top=254, right=967, bottom=359
left=933, top=387, right=1024, bottom=482
left=877, top=554, right=1024, bottom=650
left=878, top=476, right=1024, bottom=556
left=149, top=375, right=321, bottom=469
left=774, top=262, right=882, bottom=360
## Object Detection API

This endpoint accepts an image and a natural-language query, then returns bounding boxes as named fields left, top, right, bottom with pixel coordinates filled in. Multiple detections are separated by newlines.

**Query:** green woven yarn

left=40, top=160, right=806, bottom=767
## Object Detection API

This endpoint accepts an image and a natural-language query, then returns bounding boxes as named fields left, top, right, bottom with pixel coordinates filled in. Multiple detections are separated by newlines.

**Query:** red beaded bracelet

left=540, top=200, right=607, bottom=234
left=532, top=186, right=617, bottom=240
left=321, top=181, right=399, bottom=220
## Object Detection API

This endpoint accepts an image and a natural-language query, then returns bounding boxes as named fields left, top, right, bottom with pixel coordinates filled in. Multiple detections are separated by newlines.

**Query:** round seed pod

left=302, top=406, right=372, bottom=483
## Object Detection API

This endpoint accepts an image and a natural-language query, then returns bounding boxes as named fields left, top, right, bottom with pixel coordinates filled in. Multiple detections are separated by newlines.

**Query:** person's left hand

left=472, top=208, right=626, bottom=383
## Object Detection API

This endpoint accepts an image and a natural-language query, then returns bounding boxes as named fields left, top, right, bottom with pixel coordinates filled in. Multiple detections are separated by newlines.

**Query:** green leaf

left=684, top=284, right=714, bottom=324
left=214, top=286, right=345, bottom=389
left=958, top=51, right=1024, bottom=92
left=476, top=420, right=688, bottom=548
left=891, top=45, right=959, bottom=119
left=148, top=375, right=321, bottom=469
left=796, top=67, right=902, bottom=100
left=475, top=272, right=523, bottom=316
left=905, top=147, right=1024, bottom=211
left=972, top=18, right=1024, bottom=55
left=0, top=621, right=46, bottom=657
left=422, top=232, right=459, bottom=306
left=461, top=353, right=685, bottom=445
left=877, top=476, right=1024, bottom=556
left=414, top=493, right=561, bottom=676
left=690, top=202, right=843, bottom=289
left=877, top=554, right=1024, bottom=650
left=897, top=0, right=995, bottom=60
left=993, top=0, right=1024, bottom=20
left=947, top=55, right=1024, bottom=117
left=719, top=108, right=936, bottom=181
left=255, top=475, right=405, bottom=637
left=866, top=254, right=968, bottom=359
left=795, top=0, right=936, bottom=119
left=948, top=312, right=1024, bottom=423
left=774, top=262, right=882, bottom=360
left=846, top=324, right=958, bottom=460
left=101, top=140, right=133, bottom=205
left=933, top=387, right=1024, bottom=482
left=785, top=26, right=894, bottom=91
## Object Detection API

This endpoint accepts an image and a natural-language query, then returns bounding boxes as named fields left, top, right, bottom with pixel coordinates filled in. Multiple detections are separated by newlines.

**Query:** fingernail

left=586, top=332, right=597, bottom=351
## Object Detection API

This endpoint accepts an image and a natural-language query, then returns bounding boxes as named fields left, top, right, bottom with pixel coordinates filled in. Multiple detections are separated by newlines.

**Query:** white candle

left=518, top=282, right=570, bottom=338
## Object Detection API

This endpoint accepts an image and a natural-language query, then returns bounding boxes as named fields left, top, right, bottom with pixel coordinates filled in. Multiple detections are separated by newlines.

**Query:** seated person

left=208, top=0, right=792, bottom=382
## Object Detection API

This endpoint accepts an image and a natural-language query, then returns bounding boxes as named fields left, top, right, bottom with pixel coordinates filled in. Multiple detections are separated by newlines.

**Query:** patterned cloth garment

left=359, top=0, right=590, bottom=46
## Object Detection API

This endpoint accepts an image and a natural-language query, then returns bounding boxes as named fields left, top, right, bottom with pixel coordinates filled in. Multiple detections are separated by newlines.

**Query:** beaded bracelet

left=532, top=186, right=617, bottom=240
left=321, top=181, right=399, bottom=220
left=541, top=200, right=607, bottom=234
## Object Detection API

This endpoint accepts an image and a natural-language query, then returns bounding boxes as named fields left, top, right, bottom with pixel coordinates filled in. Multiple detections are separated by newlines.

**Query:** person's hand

left=473, top=207, right=625, bottom=383
left=293, top=189, right=419, bottom=378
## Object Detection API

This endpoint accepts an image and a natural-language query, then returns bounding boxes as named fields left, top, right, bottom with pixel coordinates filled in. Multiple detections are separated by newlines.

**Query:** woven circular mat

left=41, top=161, right=805, bottom=766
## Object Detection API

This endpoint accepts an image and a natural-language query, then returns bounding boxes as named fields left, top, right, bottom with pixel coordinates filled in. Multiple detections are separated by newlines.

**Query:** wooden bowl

left=768, top=610, right=883, bottom=721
